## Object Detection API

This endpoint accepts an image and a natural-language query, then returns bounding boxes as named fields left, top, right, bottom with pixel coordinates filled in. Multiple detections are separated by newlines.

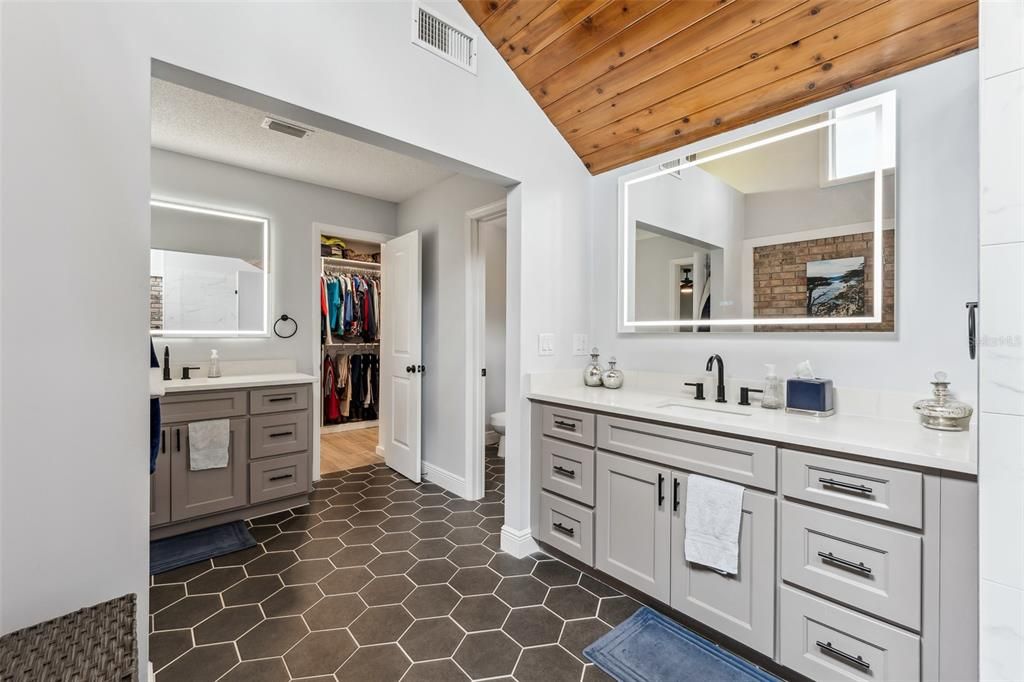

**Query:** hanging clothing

left=323, top=355, right=341, bottom=423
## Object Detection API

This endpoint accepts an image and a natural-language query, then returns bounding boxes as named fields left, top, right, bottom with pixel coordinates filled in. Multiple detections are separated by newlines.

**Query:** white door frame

left=310, top=221, right=393, bottom=480
left=464, top=200, right=507, bottom=500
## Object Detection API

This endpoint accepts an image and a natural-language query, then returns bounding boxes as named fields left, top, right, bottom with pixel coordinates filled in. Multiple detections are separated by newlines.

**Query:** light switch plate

left=572, top=334, right=589, bottom=356
left=538, top=333, right=555, bottom=356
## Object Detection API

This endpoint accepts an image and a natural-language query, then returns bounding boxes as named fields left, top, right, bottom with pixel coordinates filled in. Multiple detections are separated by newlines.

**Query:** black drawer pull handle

left=657, top=473, right=665, bottom=506
left=553, top=419, right=577, bottom=431
left=819, top=477, right=873, bottom=495
left=268, top=396, right=293, bottom=403
left=816, top=640, right=870, bottom=670
left=673, top=478, right=680, bottom=511
left=817, top=551, right=872, bottom=574
left=161, top=432, right=166, bottom=455
left=269, top=431, right=293, bottom=438
left=552, top=465, right=576, bottom=479
left=552, top=522, right=575, bottom=537
left=269, top=473, right=293, bottom=482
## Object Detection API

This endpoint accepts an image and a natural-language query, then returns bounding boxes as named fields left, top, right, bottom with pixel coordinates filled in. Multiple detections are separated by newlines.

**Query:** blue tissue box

left=786, top=378, right=835, bottom=416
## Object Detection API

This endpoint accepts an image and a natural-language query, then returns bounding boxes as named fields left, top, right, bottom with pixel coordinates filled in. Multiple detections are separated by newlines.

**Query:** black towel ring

left=274, top=314, right=298, bottom=339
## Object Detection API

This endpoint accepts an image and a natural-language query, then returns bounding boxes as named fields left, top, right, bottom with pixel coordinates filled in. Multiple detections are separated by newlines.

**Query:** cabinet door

left=150, top=427, right=172, bottom=527
left=670, top=472, right=776, bottom=657
left=595, top=451, right=671, bottom=602
left=170, top=419, right=249, bottom=521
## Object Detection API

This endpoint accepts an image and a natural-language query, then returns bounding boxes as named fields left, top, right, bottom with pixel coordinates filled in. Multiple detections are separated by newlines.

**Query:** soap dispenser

left=208, top=349, right=222, bottom=378
left=761, top=364, right=783, bottom=409
left=583, top=348, right=603, bottom=387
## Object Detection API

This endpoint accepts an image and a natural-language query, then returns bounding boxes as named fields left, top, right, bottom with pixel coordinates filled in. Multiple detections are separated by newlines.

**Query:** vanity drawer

left=537, top=491, right=594, bottom=566
left=541, top=404, right=595, bottom=447
left=250, top=411, right=310, bottom=459
left=250, top=452, right=310, bottom=504
left=780, top=449, right=923, bottom=528
left=161, top=390, right=247, bottom=423
left=540, top=437, right=595, bottom=506
left=250, top=385, right=310, bottom=414
left=779, top=585, right=920, bottom=682
left=781, top=501, right=922, bottom=630
left=597, top=415, right=776, bottom=491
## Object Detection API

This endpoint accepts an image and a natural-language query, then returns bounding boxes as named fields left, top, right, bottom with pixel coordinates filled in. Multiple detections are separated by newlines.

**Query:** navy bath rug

left=584, top=606, right=778, bottom=682
left=150, top=521, right=256, bottom=575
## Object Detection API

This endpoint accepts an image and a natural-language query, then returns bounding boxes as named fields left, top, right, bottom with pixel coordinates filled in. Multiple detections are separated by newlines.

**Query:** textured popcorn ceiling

left=151, top=78, right=456, bottom=204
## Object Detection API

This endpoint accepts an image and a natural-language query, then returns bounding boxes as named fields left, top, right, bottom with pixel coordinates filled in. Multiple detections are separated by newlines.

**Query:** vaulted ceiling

left=460, top=0, right=978, bottom=175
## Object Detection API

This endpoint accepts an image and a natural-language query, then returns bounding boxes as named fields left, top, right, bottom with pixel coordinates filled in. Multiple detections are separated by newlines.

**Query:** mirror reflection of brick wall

left=753, top=230, right=894, bottom=332
left=150, top=276, right=163, bottom=330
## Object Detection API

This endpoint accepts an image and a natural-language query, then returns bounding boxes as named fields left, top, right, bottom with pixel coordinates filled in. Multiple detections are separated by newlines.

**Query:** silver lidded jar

left=602, top=357, right=624, bottom=389
left=913, top=371, right=973, bottom=431
left=584, top=348, right=603, bottom=387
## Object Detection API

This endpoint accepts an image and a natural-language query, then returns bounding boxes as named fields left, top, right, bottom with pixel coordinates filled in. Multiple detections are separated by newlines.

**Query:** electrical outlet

left=538, top=333, right=555, bottom=356
left=572, top=334, right=589, bottom=356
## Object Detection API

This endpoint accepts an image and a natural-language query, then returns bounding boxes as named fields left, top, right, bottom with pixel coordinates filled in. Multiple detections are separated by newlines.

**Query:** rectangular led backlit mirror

left=150, top=199, right=269, bottom=336
left=619, top=91, right=896, bottom=333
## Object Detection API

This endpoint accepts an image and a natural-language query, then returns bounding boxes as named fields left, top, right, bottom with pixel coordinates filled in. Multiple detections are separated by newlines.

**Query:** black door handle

left=175, top=428, right=181, bottom=452
left=818, top=551, right=872, bottom=574
left=657, top=473, right=665, bottom=506
left=967, top=301, right=978, bottom=360
left=406, top=365, right=415, bottom=373
left=552, top=522, right=575, bottom=537
left=552, top=465, right=576, bottom=479
left=673, top=478, right=680, bottom=511
left=160, top=431, right=166, bottom=455
left=819, top=477, right=873, bottom=495
left=417, top=364, right=425, bottom=374
left=816, top=641, right=870, bottom=670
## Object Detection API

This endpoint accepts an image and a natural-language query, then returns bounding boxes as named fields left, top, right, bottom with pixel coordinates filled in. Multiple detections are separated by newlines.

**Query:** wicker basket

left=0, top=594, right=137, bottom=681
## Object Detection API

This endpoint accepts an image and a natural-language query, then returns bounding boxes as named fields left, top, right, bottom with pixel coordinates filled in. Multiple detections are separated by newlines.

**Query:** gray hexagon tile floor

left=150, top=453, right=637, bottom=681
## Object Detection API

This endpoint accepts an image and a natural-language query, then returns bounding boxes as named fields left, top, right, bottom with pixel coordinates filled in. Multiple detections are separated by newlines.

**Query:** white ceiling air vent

left=260, top=117, right=312, bottom=139
left=412, top=1, right=477, bottom=75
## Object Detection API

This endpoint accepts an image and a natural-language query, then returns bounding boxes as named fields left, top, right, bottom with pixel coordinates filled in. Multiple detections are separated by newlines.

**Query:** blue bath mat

left=150, top=521, right=256, bottom=575
left=584, top=607, right=778, bottom=682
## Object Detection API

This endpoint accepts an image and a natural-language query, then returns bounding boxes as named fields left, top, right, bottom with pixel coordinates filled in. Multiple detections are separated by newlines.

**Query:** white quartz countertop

left=163, top=373, right=317, bottom=394
left=527, top=385, right=977, bottom=475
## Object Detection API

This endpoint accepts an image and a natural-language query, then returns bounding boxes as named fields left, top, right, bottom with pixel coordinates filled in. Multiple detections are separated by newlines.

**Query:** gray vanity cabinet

left=150, top=427, right=172, bottom=526
left=670, top=472, right=776, bottom=657
left=595, top=451, right=671, bottom=602
left=169, top=419, right=249, bottom=522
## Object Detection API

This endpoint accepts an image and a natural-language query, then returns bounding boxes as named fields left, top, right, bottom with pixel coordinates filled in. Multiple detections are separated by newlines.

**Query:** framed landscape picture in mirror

left=618, top=90, right=896, bottom=333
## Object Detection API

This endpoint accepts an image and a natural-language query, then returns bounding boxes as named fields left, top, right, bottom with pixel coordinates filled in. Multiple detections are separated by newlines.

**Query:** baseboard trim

left=501, top=525, right=539, bottom=558
left=423, top=462, right=467, bottom=498
left=375, top=445, right=385, bottom=458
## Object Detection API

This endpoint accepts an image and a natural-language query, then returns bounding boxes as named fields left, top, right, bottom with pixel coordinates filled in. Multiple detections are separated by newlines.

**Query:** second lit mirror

left=620, top=91, right=896, bottom=333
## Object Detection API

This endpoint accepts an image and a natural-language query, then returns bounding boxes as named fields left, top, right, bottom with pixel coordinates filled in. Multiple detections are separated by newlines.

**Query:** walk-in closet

left=319, top=235, right=383, bottom=475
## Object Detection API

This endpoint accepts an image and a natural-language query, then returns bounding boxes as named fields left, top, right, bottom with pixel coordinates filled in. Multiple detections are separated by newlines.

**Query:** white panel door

left=381, top=230, right=422, bottom=482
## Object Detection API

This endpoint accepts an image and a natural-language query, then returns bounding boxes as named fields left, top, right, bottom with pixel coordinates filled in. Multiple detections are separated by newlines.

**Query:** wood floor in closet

left=320, top=427, right=383, bottom=476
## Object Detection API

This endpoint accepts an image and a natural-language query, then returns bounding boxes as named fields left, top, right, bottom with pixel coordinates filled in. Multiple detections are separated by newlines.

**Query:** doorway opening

left=467, top=201, right=508, bottom=500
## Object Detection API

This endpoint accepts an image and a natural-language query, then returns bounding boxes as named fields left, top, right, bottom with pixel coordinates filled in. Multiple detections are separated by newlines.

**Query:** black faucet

left=163, top=346, right=171, bottom=381
left=181, top=366, right=201, bottom=380
left=706, top=354, right=727, bottom=403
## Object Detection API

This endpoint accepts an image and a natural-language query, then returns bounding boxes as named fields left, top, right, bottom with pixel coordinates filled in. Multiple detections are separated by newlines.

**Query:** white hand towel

left=149, top=367, right=165, bottom=398
left=684, top=474, right=744, bottom=575
left=188, top=419, right=230, bottom=471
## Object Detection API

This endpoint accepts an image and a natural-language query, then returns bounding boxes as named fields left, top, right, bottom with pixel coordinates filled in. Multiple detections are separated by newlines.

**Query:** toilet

left=489, top=411, right=506, bottom=459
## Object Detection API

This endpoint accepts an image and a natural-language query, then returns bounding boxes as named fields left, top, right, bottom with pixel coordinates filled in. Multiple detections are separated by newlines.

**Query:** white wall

left=482, top=217, right=507, bottom=423
left=396, top=174, right=505, bottom=484
left=593, top=53, right=979, bottom=396
left=0, top=3, right=592, bottom=672
left=152, top=148, right=397, bottom=372
left=978, top=1, right=1024, bottom=679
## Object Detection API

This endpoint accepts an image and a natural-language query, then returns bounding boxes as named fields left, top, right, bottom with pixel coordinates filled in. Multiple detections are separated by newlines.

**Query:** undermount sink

left=653, top=400, right=754, bottom=417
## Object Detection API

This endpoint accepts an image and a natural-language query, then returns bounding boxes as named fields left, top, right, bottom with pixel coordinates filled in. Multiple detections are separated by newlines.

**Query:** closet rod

left=324, top=265, right=380, bottom=276
left=323, top=256, right=380, bottom=269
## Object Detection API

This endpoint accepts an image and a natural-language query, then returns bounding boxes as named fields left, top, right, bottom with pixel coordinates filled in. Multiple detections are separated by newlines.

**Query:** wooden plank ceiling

left=460, top=0, right=978, bottom=174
